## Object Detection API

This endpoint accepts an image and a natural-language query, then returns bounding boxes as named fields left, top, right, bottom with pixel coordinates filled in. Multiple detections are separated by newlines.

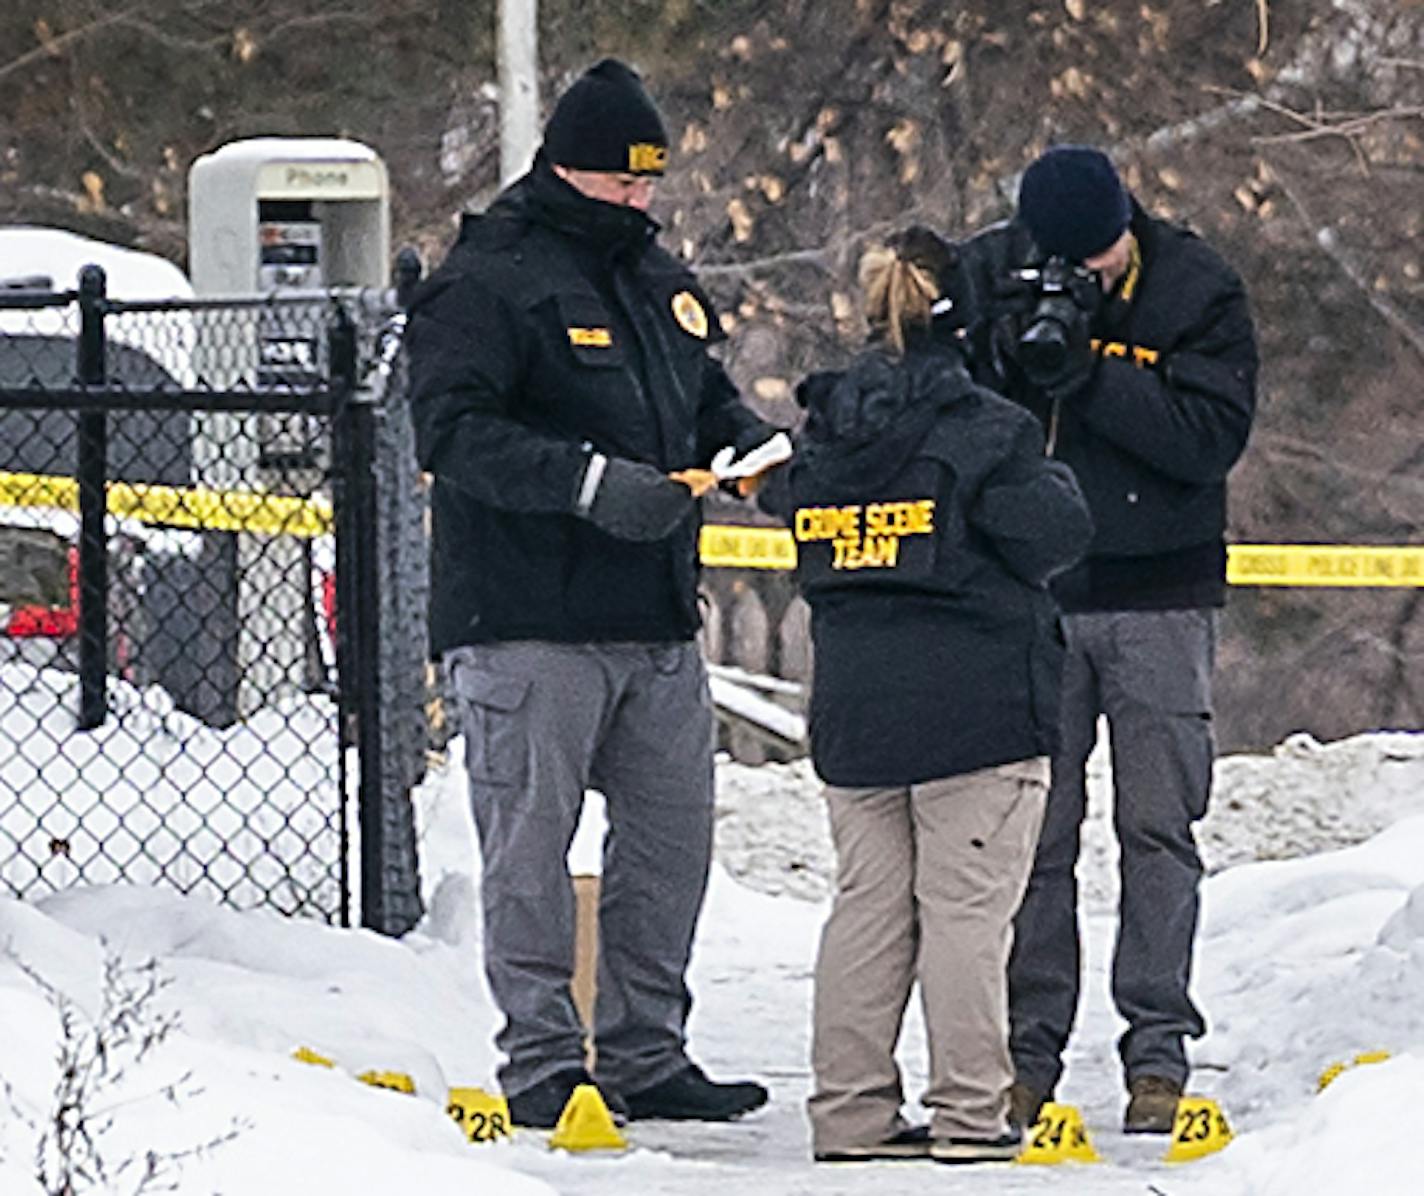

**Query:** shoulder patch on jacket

left=671, top=290, right=709, bottom=338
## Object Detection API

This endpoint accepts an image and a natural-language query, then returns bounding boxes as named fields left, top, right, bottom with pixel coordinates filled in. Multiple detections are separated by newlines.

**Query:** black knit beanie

left=543, top=58, right=669, bottom=176
left=1017, top=145, right=1132, bottom=261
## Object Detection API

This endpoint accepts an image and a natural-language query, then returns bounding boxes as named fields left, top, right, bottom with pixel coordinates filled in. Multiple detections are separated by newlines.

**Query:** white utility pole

left=498, top=0, right=540, bottom=186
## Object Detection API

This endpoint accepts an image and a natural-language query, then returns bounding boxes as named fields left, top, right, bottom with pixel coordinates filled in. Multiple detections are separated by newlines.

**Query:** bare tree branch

left=1270, top=163, right=1424, bottom=365
left=0, top=6, right=146, bottom=86
left=1254, top=106, right=1424, bottom=146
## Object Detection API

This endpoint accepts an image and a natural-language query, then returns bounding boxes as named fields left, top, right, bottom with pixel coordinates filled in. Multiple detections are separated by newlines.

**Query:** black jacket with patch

left=407, top=155, right=772, bottom=653
left=958, top=204, right=1258, bottom=612
left=783, top=340, right=1093, bottom=788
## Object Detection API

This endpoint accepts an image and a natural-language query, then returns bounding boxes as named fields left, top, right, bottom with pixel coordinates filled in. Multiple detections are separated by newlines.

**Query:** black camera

left=1013, top=257, right=1100, bottom=386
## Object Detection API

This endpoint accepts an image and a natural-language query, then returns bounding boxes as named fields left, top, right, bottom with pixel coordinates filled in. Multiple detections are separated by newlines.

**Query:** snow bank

left=714, top=729, right=1424, bottom=908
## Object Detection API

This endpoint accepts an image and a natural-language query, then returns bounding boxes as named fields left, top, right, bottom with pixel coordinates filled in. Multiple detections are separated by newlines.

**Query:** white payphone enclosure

left=188, top=139, right=390, bottom=715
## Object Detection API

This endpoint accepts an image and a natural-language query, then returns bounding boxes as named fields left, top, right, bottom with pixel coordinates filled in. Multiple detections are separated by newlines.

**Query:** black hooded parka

left=786, top=340, right=1093, bottom=788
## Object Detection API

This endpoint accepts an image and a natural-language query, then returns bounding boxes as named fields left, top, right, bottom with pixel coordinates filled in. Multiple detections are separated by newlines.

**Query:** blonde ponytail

left=858, top=245, right=939, bottom=356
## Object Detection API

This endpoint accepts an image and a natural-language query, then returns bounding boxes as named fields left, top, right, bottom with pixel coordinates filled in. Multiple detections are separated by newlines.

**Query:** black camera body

left=1013, top=257, right=1100, bottom=387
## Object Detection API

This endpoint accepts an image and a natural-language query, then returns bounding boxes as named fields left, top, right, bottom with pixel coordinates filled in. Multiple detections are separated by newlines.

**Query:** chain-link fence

left=0, top=270, right=425, bottom=933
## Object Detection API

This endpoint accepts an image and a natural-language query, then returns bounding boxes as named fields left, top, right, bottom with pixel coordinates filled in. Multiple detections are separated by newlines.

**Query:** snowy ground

left=3, top=721, right=1424, bottom=1194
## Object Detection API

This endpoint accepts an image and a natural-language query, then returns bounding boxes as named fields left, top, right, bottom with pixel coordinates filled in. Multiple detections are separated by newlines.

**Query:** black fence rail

left=0, top=272, right=425, bottom=934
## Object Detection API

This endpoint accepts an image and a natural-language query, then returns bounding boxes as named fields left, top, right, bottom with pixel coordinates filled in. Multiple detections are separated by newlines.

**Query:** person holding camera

left=783, top=240, right=1091, bottom=1164
left=956, top=145, right=1258, bottom=1134
left=406, top=58, right=778, bottom=1128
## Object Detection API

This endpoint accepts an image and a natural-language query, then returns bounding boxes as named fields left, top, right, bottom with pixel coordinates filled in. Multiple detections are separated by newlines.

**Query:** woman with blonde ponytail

left=781, top=235, right=1093, bottom=1165
left=857, top=244, right=939, bottom=356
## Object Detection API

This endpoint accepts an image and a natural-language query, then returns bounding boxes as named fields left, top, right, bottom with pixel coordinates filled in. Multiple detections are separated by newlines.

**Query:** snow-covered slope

left=2, top=724, right=1423, bottom=1194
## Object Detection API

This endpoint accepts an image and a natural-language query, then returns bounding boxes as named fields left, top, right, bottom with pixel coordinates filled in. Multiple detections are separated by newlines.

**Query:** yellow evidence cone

left=549, top=1083, right=628, bottom=1152
left=1164, top=1095, right=1233, bottom=1163
left=1016, top=1102, right=1102, bottom=1164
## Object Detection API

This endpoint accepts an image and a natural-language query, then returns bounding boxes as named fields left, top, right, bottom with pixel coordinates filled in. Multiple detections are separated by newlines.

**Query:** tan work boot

left=1008, top=1081, right=1047, bottom=1131
left=1123, top=1075, right=1182, bottom=1134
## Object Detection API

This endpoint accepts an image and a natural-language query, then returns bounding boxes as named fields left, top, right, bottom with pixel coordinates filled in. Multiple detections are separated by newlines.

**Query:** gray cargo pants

left=1008, top=609, right=1214, bottom=1096
left=445, top=640, right=715, bottom=1099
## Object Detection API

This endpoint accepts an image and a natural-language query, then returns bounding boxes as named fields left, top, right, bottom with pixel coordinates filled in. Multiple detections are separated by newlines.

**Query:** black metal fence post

left=75, top=265, right=108, bottom=731
left=329, top=310, right=387, bottom=930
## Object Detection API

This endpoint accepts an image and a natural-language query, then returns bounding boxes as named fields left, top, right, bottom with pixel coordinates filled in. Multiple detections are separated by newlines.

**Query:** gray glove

left=576, top=453, right=695, bottom=542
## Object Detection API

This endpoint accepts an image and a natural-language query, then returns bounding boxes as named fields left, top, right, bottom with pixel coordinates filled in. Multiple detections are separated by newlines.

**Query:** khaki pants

left=808, top=759, right=1047, bottom=1152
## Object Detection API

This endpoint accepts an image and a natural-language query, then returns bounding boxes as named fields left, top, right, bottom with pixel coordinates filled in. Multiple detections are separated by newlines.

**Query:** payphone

left=187, top=138, right=391, bottom=715
left=189, top=138, right=390, bottom=484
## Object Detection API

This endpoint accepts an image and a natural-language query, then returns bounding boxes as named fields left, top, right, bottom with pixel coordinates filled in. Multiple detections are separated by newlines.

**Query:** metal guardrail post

left=75, top=265, right=108, bottom=731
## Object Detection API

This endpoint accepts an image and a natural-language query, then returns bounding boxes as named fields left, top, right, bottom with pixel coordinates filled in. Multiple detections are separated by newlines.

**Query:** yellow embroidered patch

left=794, top=500, right=936, bottom=571
left=628, top=143, right=669, bottom=173
left=671, top=290, right=709, bottom=339
left=568, top=327, right=613, bottom=348
left=1091, top=339, right=1160, bottom=368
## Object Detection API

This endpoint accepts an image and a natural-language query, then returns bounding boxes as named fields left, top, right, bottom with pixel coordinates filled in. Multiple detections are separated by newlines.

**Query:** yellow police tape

left=0, top=471, right=1418, bottom=587
left=699, top=523, right=798, bottom=570
left=1225, top=544, right=1424, bottom=587
left=699, top=525, right=1424, bottom=587
left=0, top=470, right=332, bottom=538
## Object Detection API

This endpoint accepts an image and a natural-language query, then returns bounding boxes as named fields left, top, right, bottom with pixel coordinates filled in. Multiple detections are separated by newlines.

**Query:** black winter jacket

left=783, top=341, right=1093, bottom=788
left=406, top=156, right=773, bottom=653
left=959, top=204, right=1257, bottom=612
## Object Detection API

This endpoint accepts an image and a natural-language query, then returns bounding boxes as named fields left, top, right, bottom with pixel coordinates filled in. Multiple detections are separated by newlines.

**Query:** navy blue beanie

left=544, top=59, right=669, bottom=176
left=1017, top=145, right=1132, bottom=261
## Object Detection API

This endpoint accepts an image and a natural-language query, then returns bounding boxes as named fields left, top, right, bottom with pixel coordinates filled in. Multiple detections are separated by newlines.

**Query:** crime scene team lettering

left=1091, top=339, right=1160, bottom=368
left=794, top=500, right=935, bottom=570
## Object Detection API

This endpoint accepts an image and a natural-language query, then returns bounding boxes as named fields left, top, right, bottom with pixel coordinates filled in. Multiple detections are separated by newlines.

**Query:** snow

left=0, top=664, right=341, bottom=913
left=2, top=698, right=1424, bottom=1192
left=0, top=225, right=197, bottom=387
left=0, top=226, right=193, bottom=309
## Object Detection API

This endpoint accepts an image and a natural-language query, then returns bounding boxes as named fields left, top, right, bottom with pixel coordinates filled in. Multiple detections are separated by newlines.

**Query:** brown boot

left=1123, top=1075, right=1182, bottom=1134
left=1008, top=1081, right=1047, bottom=1131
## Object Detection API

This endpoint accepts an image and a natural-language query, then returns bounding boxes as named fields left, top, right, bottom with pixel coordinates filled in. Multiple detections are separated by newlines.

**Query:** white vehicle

left=0, top=227, right=334, bottom=723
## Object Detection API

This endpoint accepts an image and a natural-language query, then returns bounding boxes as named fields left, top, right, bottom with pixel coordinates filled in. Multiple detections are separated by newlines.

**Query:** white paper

left=710, top=431, right=793, bottom=481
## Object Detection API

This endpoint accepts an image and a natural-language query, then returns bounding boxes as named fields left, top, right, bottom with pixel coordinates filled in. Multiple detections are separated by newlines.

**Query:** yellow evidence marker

left=549, top=1083, right=628, bottom=1152
left=1017, top=1102, right=1102, bottom=1165
left=1318, top=1049, right=1392, bottom=1092
left=357, top=1070, right=416, bottom=1095
left=447, top=1086, right=514, bottom=1144
left=1164, top=1096, right=1233, bottom=1163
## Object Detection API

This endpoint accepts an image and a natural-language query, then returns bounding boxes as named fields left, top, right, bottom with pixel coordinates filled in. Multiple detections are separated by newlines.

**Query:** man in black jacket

left=406, top=58, right=776, bottom=1128
left=956, top=146, right=1258, bottom=1134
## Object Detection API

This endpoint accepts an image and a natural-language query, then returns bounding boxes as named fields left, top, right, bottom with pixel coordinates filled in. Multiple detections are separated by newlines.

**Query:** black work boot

left=506, top=1067, right=629, bottom=1129
left=930, top=1126, right=1024, bottom=1165
left=815, top=1125, right=932, bottom=1163
left=624, top=1062, right=768, bottom=1121
left=1123, top=1075, right=1182, bottom=1134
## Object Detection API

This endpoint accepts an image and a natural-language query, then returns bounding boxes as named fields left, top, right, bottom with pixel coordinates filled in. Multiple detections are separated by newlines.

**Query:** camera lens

left=1018, top=318, right=1069, bottom=382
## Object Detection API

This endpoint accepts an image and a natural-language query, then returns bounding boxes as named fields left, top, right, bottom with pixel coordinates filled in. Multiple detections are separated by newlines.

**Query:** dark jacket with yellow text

left=960, top=205, right=1257, bottom=612
left=784, top=341, right=1093, bottom=788
left=406, top=155, right=772, bottom=653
